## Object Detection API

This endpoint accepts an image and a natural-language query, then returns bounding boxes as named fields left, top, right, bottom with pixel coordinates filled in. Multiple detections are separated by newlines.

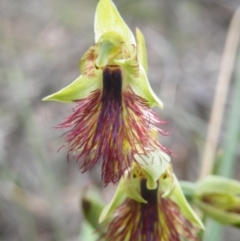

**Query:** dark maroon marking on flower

left=102, top=67, right=122, bottom=104
left=100, top=179, right=199, bottom=241
left=91, top=67, right=127, bottom=185
left=58, top=67, right=172, bottom=185
left=139, top=179, right=159, bottom=241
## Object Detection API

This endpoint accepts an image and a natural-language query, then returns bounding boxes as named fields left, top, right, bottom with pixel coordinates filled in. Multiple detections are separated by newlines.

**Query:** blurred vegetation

left=0, top=0, right=240, bottom=240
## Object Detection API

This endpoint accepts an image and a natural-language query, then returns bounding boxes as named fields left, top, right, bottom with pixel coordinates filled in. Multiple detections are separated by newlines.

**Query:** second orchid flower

left=98, top=158, right=204, bottom=241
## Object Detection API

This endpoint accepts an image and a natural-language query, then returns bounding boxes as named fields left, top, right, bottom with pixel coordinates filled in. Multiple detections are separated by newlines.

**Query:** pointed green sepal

left=42, top=75, right=101, bottom=103
left=129, top=64, right=164, bottom=108
left=136, top=28, right=148, bottom=74
left=123, top=170, right=148, bottom=204
left=99, top=178, right=126, bottom=223
left=158, top=166, right=176, bottom=198
left=169, top=174, right=205, bottom=230
left=94, top=0, right=136, bottom=52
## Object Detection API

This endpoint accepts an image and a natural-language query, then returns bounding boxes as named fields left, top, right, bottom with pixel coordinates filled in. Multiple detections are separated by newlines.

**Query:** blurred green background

left=0, top=0, right=240, bottom=240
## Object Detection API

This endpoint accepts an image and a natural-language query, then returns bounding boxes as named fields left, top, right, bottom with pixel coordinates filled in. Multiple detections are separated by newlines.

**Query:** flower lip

left=140, top=179, right=158, bottom=202
left=102, top=67, right=122, bottom=105
left=100, top=176, right=200, bottom=241
left=140, top=179, right=159, bottom=240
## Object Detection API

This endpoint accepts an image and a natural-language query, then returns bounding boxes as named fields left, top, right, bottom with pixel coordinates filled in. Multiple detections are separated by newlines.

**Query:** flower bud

left=193, top=175, right=240, bottom=226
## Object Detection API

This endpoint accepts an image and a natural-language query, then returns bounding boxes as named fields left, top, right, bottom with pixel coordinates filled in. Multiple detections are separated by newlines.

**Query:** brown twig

left=200, top=6, right=240, bottom=178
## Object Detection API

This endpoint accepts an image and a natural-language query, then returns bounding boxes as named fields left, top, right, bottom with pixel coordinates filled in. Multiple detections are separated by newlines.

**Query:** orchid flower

left=99, top=158, right=204, bottom=241
left=43, top=0, right=170, bottom=185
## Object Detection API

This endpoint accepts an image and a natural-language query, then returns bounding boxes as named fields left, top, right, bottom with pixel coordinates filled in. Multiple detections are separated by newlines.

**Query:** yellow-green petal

left=136, top=28, right=148, bottom=74
left=42, top=75, right=101, bottom=103
left=134, top=150, right=170, bottom=190
left=94, top=0, right=136, bottom=51
left=99, top=178, right=126, bottom=223
left=158, top=166, right=175, bottom=198
left=168, top=175, right=205, bottom=230
left=129, top=64, right=164, bottom=108
left=123, top=169, right=147, bottom=203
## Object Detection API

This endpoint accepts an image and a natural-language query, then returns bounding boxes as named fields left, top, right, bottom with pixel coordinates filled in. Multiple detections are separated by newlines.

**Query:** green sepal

left=158, top=167, right=175, bottom=198
left=94, top=0, right=136, bottom=53
left=115, top=56, right=163, bottom=109
left=42, top=75, right=101, bottom=103
left=136, top=28, right=148, bottom=74
left=168, top=174, right=205, bottom=230
left=99, top=178, right=126, bottom=223
left=124, top=171, right=147, bottom=204
left=129, top=64, right=164, bottom=108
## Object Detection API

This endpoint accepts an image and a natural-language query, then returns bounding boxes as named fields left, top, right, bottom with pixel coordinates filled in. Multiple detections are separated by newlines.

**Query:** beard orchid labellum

left=43, top=0, right=171, bottom=185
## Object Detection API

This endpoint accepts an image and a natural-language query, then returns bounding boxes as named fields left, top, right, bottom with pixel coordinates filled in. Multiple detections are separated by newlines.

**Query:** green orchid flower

left=43, top=0, right=170, bottom=185
left=193, top=175, right=240, bottom=227
left=99, top=160, right=204, bottom=241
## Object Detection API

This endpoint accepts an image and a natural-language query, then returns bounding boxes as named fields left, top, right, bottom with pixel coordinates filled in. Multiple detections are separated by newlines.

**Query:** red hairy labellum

left=100, top=179, right=199, bottom=241
left=58, top=67, right=171, bottom=185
